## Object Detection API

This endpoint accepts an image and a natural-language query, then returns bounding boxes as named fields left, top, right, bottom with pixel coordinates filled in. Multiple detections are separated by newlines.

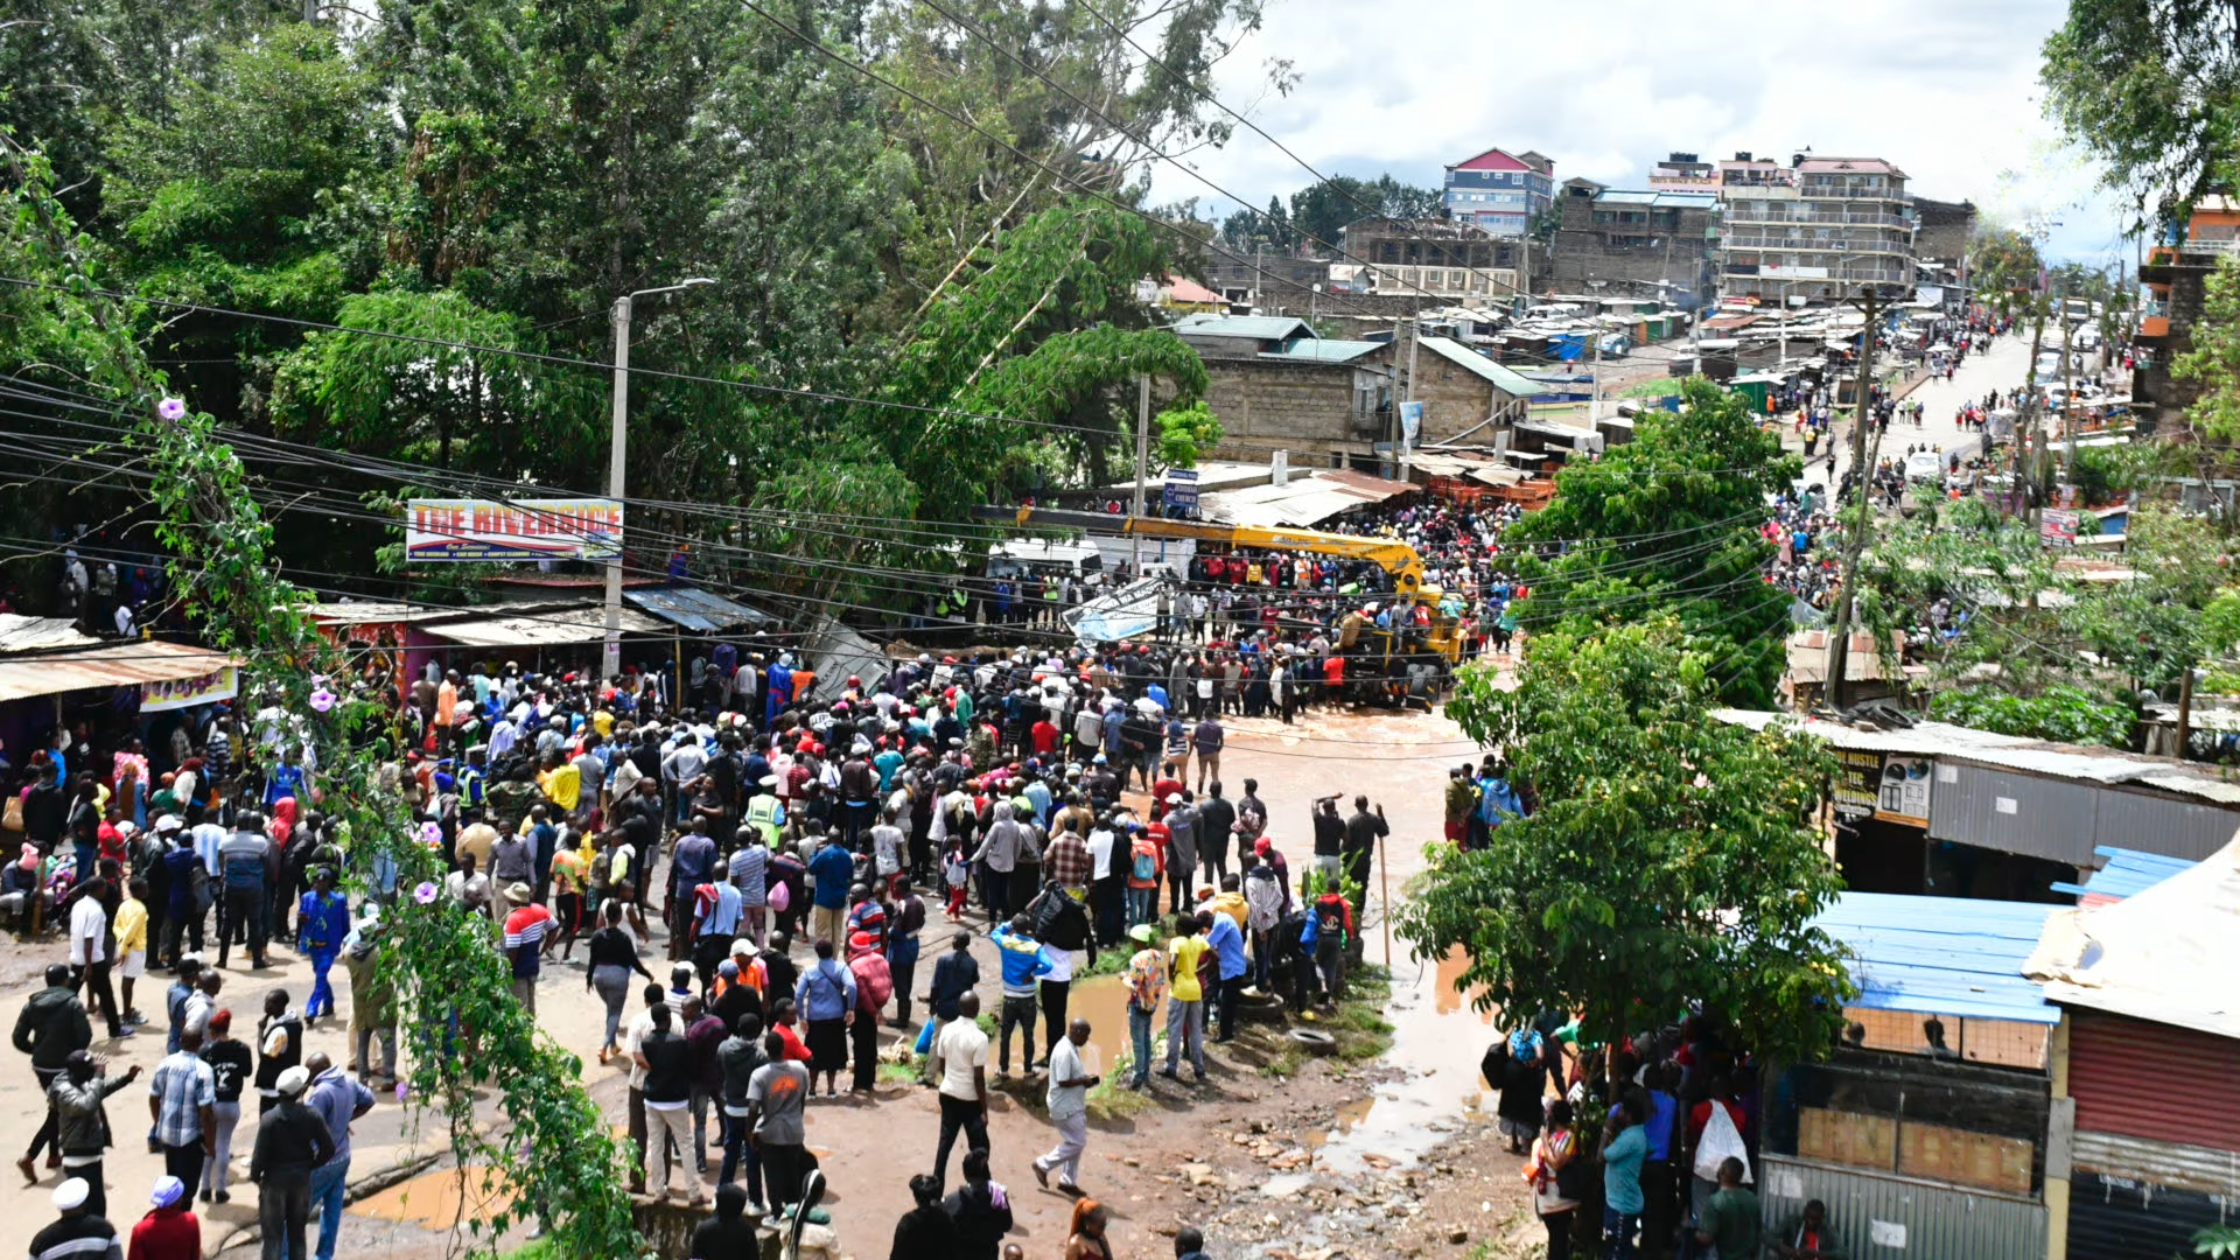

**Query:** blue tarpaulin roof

left=1813, top=892, right=2060, bottom=1026
left=2049, top=845, right=2196, bottom=903
left=622, top=586, right=777, bottom=633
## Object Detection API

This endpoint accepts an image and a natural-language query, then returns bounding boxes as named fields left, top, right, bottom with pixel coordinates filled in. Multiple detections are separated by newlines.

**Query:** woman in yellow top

left=112, top=875, right=150, bottom=1024
left=1163, top=913, right=1208, bottom=1081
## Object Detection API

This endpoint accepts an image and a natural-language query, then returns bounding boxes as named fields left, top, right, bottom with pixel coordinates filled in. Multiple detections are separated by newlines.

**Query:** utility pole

left=1586, top=277, right=1608, bottom=425
left=2061, top=279, right=2078, bottom=473
left=601, top=295, right=635, bottom=684
left=1131, top=373, right=1151, bottom=576
left=602, top=278, right=715, bottom=682
left=1824, top=285, right=1884, bottom=709
left=1402, top=314, right=1422, bottom=481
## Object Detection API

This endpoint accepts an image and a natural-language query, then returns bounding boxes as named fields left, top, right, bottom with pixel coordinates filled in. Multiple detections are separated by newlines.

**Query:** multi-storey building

left=1548, top=178, right=1721, bottom=303
left=1648, top=152, right=1717, bottom=192
left=1442, top=147, right=1555, bottom=237
left=1719, top=155, right=1916, bottom=302
left=2135, top=197, right=2240, bottom=431
left=1336, top=218, right=1525, bottom=303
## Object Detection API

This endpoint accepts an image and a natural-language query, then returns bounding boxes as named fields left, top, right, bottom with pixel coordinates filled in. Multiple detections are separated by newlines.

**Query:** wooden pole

left=1378, top=833, right=1392, bottom=965
left=2177, top=665, right=2195, bottom=760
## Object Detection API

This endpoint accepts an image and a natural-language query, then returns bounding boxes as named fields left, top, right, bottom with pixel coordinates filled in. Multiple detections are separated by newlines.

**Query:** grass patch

left=878, top=1060, right=923, bottom=1085
left=1086, top=1068, right=1155, bottom=1121
left=502, top=1242, right=556, bottom=1260
left=1244, top=963, right=1394, bottom=1076
left=1077, top=948, right=1129, bottom=978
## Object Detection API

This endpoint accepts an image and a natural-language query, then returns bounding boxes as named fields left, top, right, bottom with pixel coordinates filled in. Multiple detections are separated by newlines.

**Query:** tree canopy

left=0, top=0, right=1242, bottom=608
left=1403, top=619, right=1853, bottom=1070
left=2042, top=0, right=2240, bottom=227
left=1498, top=377, right=1800, bottom=706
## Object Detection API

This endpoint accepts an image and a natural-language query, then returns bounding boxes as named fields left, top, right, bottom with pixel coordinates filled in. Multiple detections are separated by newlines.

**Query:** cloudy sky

left=1152, top=0, right=2130, bottom=264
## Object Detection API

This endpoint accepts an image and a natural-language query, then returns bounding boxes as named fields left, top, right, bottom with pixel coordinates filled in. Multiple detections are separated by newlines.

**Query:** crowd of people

left=1486, top=1013, right=1841, bottom=1260
left=5, top=641, right=1434, bottom=1259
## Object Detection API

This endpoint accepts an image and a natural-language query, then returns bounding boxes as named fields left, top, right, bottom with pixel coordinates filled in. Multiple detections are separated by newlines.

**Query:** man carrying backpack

left=1301, top=889, right=1352, bottom=1009
left=1024, top=880, right=1093, bottom=1065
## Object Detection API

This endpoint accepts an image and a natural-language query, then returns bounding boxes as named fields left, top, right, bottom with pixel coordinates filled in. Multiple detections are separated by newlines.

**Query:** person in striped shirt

left=500, top=885, right=555, bottom=1016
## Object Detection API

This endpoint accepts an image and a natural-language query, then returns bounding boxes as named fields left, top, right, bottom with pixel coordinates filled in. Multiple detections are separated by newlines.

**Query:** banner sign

left=406, top=499, right=623, bottom=562
left=1875, top=755, right=1933, bottom=827
left=2041, top=509, right=2079, bottom=549
left=1162, top=469, right=1199, bottom=511
left=1832, top=748, right=1882, bottom=819
left=1399, top=400, right=1425, bottom=443
left=140, top=665, right=238, bottom=713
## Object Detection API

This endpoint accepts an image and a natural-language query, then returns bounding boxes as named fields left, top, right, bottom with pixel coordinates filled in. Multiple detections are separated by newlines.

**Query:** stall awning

left=0, top=640, right=242, bottom=704
left=422, top=605, right=669, bottom=649
left=623, top=586, right=778, bottom=633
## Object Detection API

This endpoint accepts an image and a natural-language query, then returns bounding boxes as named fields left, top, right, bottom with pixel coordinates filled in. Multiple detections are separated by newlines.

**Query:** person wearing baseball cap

left=29, top=1177, right=117, bottom=1260
left=128, top=1175, right=199, bottom=1260
left=248, top=1062, right=331, bottom=1260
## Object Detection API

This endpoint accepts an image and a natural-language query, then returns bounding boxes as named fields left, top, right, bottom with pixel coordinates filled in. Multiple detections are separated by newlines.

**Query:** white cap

left=53, top=1178, right=89, bottom=1211
left=277, top=1065, right=312, bottom=1096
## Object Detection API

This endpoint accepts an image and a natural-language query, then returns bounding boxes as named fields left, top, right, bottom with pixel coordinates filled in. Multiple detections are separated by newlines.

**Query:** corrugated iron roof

left=307, top=601, right=461, bottom=626
left=0, top=640, right=241, bottom=704
left=1594, top=189, right=1720, bottom=209
left=422, top=605, right=669, bottom=648
left=2050, top=846, right=2197, bottom=905
left=1260, top=339, right=1385, bottom=364
left=1813, top=892, right=2059, bottom=1025
left=1415, top=337, right=1547, bottom=397
left=1716, top=709, right=2240, bottom=804
left=623, top=586, right=777, bottom=633
left=0, top=615, right=99, bottom=652
left=1172, top=314, right=1318, bottom=343
left=1198, top=470, right=1413, bottom=529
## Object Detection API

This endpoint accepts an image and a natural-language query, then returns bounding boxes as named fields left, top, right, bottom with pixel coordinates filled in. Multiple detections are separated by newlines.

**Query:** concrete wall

left=1200, top=354, right=1393, bottom=465
left=1411, top=352, right=1507, bottom=444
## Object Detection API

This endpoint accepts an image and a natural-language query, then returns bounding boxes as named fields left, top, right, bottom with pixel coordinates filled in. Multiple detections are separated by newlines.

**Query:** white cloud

left=1152, top=0, right=2129, bottom=264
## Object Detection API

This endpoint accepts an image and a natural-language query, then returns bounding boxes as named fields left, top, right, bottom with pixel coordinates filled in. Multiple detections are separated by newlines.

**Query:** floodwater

left=1218, top=706, right=1517, bottom=1178
left=352, top=1165, right=515, bottom=1230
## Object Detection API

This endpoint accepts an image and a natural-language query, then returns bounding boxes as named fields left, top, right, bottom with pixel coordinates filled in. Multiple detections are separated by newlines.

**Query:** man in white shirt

left=931, top=991, right=990, bottom=1194
left=69, top=879, right=128, bottom=1038
left=1033, top=1017, right=1098, bottom=1193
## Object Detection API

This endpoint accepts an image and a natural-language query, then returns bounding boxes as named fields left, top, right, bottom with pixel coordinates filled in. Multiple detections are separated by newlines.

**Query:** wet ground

left=0, top=696, right=1531, bottom=1260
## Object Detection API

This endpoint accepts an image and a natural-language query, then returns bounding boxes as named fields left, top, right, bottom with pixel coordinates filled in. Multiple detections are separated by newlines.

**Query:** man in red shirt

left=1149, top=769, right=1184, bottom=821
left=1029, top=712, right=1061, bottom=758
left=500, top=885, right=556, bottom=1015
left=130, top=1174, right=201, bottom=1260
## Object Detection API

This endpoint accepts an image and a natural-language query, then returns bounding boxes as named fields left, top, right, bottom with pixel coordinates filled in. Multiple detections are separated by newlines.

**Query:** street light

left=602, top=277, right=718, bottom=681
left=1131, top=276, right=1160, bottom=575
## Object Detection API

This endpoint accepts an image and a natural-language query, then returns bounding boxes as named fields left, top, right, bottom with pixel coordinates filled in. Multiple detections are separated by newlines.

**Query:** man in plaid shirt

left=146, top=1026, right=217, bottom=1194
left=1043, top=818, right=1094, bottom=894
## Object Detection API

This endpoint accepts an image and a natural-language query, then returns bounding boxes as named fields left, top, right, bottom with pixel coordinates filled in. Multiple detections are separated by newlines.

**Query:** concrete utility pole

left=2061, top=282, right=2079, bottom=471
left=1131, top=373, right=1151, bottom=575
left=602, top=278, right=715, bottom=681
left=1587, top=278, right=1608, bottom=425
left=1402, top=315, right=1422, bottom=481
left=1823, top=284, right=1884, bottom=709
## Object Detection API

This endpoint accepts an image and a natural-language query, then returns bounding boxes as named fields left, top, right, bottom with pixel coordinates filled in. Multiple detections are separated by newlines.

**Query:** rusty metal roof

left=0, top=639, right=241, bottom=703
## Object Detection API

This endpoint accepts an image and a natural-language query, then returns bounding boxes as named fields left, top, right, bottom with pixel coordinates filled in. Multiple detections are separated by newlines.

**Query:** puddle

left=351, top=1165, right=515, bottom=1230
left=1309, top=945, right=1503, bottom=1175
left=1067, top=973, right=1134, bottom=1073
left=1304, top=1096, right=1378, bottom=1148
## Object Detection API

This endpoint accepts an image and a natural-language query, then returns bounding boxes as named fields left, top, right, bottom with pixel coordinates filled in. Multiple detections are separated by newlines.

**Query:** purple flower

left=156, top=397, right=187, bottom=422
left=417, top=821, right=442, bottom=847
left=394, top=1080, right=410, bottom=1103
left=308, top=687, right=337, bottom=713
left=413, top=880, right=438, bottom=904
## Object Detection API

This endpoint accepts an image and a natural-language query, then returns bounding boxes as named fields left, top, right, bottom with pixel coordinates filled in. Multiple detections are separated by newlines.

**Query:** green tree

left=1403, top=620, right=1853, bottom=1074
left=1155, top=399, right=1223, bottom=467
left=1284, top=173, right=1443, bottom=252
left=2042, top=0, right=2240, bottom=227
left=1500, top=376, right=1798, bottom=705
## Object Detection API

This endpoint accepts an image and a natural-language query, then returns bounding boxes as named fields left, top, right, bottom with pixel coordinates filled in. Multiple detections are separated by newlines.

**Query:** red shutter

left=2067, top=1009, right=2240, bottom=1152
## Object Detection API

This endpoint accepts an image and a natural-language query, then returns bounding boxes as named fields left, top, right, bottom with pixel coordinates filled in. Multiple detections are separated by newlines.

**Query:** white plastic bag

left=1693, top=1101, right=1753, bottom=1185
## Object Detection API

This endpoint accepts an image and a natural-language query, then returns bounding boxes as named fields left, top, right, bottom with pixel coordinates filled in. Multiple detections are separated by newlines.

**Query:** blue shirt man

left=1205, top=912, right=1247, bottom=981
left=808, top=843, right=854, bottom=911
left=306, top=1061, right=376, bottom=1260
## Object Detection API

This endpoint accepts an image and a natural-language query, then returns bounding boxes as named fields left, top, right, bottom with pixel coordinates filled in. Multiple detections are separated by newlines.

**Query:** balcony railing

left=1722, top=235, right=1912, bottom=255
left=1723, top=208, right=1911, bottom=229
left=1794, top=184, right=1908, bottom=199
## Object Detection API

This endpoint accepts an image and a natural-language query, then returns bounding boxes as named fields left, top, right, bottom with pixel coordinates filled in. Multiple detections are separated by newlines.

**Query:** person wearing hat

left=500, top=884, right=555, bottom=1016
left=1122, top=923, right=1166, bottom=1092
left=129, top=1174, right=199, bottom=1260
left=52, top=1047, right=141, bottom=1219
left=29, top=1177, right=118, bottom=1260
left=198, top=1009, right=250, bottom=1203
left=303, top=1052, right=374, bottom=1260
left=249, top=1064, right=332, bottom=1260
